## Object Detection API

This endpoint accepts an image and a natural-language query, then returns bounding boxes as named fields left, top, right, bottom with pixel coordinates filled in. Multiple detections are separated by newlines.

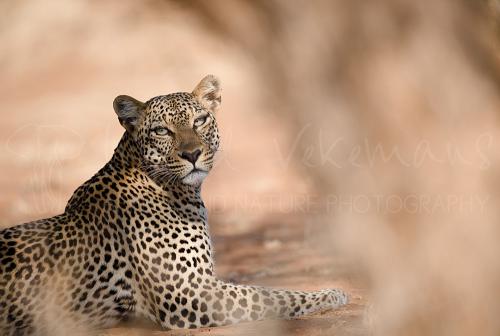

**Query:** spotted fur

left=0, top=75, right=347, bottom=335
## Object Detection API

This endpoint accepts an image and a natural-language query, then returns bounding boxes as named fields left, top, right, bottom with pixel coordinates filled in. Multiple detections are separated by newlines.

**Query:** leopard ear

left=113, top=95, right=145, bottom=133
left=192, top=75, right=221, bottom=113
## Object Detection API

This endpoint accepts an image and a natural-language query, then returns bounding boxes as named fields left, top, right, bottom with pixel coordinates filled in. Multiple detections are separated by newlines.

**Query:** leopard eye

left=194, top=115, right=208, bottom=128
left=152, top=126, right=173, bottom=137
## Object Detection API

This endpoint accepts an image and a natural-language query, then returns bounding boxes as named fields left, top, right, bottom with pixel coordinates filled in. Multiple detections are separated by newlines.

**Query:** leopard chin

left=181, top=169, right=208, bottom=187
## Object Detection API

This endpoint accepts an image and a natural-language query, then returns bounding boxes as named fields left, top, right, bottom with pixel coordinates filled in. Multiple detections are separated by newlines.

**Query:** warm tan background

left=1, top=1, right=499, bottom=335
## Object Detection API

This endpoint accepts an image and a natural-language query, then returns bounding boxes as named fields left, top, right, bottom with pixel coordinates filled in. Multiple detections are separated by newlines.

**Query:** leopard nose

left=179, top=149, right=201, bottom=165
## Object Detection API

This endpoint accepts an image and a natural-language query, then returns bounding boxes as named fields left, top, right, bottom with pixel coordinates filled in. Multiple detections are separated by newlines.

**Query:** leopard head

left=113, top=75, right=221, bottom=187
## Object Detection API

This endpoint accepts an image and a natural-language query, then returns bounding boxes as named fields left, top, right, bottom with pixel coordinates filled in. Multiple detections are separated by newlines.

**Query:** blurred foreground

left=1, top=1, right=500, bottom=335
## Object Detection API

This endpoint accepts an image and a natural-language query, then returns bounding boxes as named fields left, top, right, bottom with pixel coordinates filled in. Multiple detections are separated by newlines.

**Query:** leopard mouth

left=181, top=168, right=208, bottom=186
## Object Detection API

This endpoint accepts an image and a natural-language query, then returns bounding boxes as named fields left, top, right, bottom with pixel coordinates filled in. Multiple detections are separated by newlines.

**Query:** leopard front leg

left=150, top=276, right=348, bottom=329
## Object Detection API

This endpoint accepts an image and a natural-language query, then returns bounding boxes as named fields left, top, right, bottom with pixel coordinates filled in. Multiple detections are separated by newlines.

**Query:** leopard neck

left=108, top=132, right=142, bottom=170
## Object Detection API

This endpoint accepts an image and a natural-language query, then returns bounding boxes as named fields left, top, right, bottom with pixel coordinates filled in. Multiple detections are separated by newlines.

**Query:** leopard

left=0, top=75, right=348, bottom=335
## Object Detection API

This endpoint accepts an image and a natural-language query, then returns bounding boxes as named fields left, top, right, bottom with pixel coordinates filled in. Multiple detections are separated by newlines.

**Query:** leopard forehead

left=144, top=92, right=206, bottom=126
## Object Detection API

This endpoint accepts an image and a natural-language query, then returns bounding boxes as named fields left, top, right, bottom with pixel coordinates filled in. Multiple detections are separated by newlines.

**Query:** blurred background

left=1, top=0, right=499, bottom=335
